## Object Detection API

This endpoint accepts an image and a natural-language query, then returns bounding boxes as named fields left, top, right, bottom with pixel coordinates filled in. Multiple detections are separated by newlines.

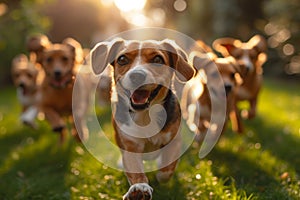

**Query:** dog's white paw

left=123, top=183, right=153, bottom=200
left=21, top=106, right=38, bottom=129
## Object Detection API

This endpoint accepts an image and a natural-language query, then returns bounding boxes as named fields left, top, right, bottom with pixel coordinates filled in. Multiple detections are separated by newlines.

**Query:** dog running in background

left=213, top=35, right=267, bottom=132
left=11, top=53, right=44, bottom=128
left=181, top=40, right=243, bottom=142
left=90, top=38, right=195, bottom=200
left=27, top=34, right=91, bottom=143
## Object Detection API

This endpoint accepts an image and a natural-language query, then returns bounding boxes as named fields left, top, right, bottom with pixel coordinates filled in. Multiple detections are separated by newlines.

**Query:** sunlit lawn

left=0, top=78, right=299, bottom=199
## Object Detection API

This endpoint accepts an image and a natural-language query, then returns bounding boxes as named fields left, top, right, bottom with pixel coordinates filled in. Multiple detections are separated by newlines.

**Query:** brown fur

left=11, top=53, right=44, bottom=128
left=182, top=40, right=243, bottom=142
left=28, top=34, right=90, bottom=143
left=91, top=38, right=195, bottom=200
left=213, top=35, right=267, bottom=132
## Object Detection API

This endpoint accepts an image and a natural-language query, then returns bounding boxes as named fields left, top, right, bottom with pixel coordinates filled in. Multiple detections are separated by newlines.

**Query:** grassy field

left=0, top=78, right=299, bottom=200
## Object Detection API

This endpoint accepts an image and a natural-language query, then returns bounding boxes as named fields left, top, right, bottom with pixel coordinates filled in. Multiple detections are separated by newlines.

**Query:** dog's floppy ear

left=26, top=34, right=50, bottom=63
left=212, top=37, right=240, bottom=57
left=248, top=34, right=267, bottom=54
left=90, top=38, right=125, bottom=75
left=63, top=37, right=84, bottom=64
left=192, top=53, right=215, bottom=73
left=161, top=39, right=195, bottom=82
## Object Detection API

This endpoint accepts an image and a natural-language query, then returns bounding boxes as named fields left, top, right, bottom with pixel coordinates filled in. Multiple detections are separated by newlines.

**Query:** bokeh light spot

left=174, top=0, right=187, bottom=12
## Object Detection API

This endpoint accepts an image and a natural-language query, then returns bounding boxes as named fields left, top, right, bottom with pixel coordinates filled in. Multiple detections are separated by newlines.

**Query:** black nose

left=224, top=84, right=232, bottom=95
left=54, top=70, right=62, bottom=79
left=129, top=71, right=146, bottom=86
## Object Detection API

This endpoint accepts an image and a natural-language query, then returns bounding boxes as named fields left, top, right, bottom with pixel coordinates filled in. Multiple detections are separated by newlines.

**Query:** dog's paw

left=123, top=183, right=153, bottom=200
left=241, top=109, right=255, bottom=119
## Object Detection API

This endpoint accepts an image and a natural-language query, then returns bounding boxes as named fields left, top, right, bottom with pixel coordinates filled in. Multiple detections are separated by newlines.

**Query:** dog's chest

left=42, top=85, right=73, bottom=112
left=141, top=131, right=174, bottom=158
left=17, top=89, right=36, bottom=107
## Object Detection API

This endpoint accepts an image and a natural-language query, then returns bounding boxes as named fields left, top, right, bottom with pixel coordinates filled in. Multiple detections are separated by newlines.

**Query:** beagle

left=90, top=38, right=195, bottom=200
left=213, top=35, right=267, bottom=132
left=11, top=53, right=44, bottom=128
left=182, top=40, right=242, bottom=142
left=27, top=34, right=90, bottom=143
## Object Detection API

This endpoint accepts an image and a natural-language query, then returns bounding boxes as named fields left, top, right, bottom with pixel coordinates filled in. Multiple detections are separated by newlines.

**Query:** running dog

left=182, top=44, right=242, bottom=142
left=27, top=35, right=90, bottom=143
left=90, top=38, right=195, bottom=200
left=213, top=35, right=267, bottom=132
left=11, top=54, right=44, bottom=128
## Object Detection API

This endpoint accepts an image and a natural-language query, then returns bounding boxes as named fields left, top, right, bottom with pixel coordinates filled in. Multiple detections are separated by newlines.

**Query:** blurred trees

left=0, top=0, right=299, bottom=86
left=0, top=0, right=50, bottom=85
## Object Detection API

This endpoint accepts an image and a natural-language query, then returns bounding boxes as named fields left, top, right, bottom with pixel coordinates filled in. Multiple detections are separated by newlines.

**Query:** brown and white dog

left=181, top=46, right=242, bottom=142
left=90, top=38, right=195, bottom=200
left=213, top=35, right=267, bottom=132
left=27, top=35, right=90, bottom=143
left=11, top=54, right=44, bottom=128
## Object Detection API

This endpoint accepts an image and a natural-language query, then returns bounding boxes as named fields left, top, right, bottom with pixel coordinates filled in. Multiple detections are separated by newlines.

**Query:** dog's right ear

left=212, top=38, right=241, bottom=57
left=190, top=51, right=214, bottom=72
left=26, top=34, right=50, bottom=63
left=90, top=38, right=124, bottom=75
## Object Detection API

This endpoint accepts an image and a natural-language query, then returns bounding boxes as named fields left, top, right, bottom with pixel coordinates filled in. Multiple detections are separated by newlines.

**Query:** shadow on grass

left=207, top=115, right=300, bottom=199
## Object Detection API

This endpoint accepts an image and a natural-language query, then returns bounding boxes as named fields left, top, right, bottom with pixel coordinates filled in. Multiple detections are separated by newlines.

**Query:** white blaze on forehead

left=241, top=52, right=254, bottom=70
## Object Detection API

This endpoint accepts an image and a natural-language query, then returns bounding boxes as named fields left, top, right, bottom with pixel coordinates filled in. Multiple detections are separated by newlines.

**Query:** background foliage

left=1, top=0, right=300, bottom=85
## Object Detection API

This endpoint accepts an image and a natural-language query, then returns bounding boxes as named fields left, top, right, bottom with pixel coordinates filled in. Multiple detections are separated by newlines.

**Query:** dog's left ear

left=161, top=39, right=195, bottom=82
left=212, top=37, right=240, bottom=57
left=26, top=34, right=51, bottom=64
left=62, top=38, right=84, bottom=64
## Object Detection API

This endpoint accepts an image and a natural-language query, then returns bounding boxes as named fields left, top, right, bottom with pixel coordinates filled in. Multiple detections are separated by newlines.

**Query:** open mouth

left=18, top=84, right=29, bottom=95
left=130, top=89, right=151, bottom=110
left=50, top=75, right=72, bottom=89
left=129, top=85, right=162, bottom=111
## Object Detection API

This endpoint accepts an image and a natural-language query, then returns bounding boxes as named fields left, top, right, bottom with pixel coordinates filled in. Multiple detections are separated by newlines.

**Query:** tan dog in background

left=213, top=35, right=267, bottom=132
left=27, top=34, right=90, bottom=143
left=182, top=41, right=242, bottom=142
left=11, top=53, right=44, bottom=128
left=91, top=38, right=195, bottom=200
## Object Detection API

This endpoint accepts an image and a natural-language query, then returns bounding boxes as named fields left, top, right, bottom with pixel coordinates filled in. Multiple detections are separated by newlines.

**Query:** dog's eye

left=62, top=56, right=69, bottom=62
left=26, top=73, right=33, bottom=79
left=152, top=55, right=165, bottom=65
left=46, top=57, right=53, bottom=63
left=230, top=73, right=236, bottom=80
left=117, top=55, right=129, bottom=66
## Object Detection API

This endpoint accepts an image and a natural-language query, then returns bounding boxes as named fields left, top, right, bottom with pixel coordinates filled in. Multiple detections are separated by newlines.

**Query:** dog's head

left=191, top=53, right=242, bottom=102
left=27, top=35, right=83, bottom=89
left=213, top=35, right=267, bottom=76
left=214, top=57, right=243, bottom=98
left=91, top=38, right=195, bottom=111
left=11, top=54, right=41, bottom=94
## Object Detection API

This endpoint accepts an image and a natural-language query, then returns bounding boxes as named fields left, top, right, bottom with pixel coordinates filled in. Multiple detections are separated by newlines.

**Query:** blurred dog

left=11, top=53, right=44, bottom=128
left=27, top=34, right=90, bottom=143
left=181, top=41, right=242, bottom=142
left=90, top=38, right=195, bottom=200
left=213, top=35, right=267, bottom=132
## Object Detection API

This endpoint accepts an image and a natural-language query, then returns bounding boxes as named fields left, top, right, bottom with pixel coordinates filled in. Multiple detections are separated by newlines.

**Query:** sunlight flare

left=114, top=0, right=147, bottom=12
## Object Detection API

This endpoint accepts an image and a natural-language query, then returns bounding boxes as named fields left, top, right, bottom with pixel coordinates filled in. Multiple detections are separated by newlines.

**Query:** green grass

left=0, top=78, right=299, bottom=199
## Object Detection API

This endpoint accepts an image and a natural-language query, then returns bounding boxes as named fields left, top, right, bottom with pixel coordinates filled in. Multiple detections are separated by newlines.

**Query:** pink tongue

left=131, top=90, right=151, bottom=104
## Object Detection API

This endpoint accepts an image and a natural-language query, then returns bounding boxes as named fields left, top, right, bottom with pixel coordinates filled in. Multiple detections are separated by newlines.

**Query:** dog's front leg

left=229, top=99, right=244, bottom=133
left=156, top=131, right=181, bottom=183
left=121, top=142, right=153, bottom=200
left=42, top=106, right=67, bottom=142
left=248, top=97, right=257, bottom=119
